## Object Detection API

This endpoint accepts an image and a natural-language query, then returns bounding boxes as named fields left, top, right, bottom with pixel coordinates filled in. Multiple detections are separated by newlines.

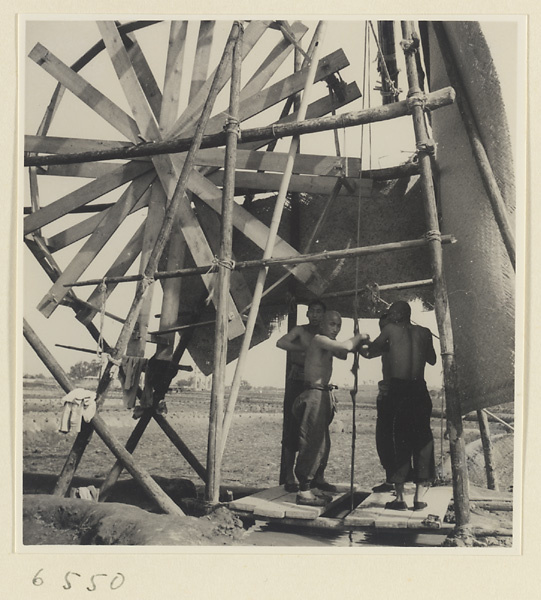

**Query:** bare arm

left=365, top=327, right=391, bottom=357
left=314, top=333, right=369, bottom=358
left=276, top=326, right=306, bottom=353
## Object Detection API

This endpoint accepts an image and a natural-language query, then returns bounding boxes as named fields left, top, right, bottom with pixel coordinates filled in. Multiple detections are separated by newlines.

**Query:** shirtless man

left=363, top=301, right=437, bottom=510
left=276, top=300, right=326, bottom=492
left=292, top=310, right=369, bottom=506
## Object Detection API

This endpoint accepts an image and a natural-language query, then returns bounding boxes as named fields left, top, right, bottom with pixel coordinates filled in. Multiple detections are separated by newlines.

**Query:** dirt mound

left=23, top=495, right=247, bottom=546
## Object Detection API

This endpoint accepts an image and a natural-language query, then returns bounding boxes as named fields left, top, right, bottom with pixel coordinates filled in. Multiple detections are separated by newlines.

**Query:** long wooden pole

left=220, top=22, right=328, bottom=460
left=23, top=320, right=184, bottom=515
left=24, top=86, right=455, bottom=167
left=401, top=20, right=470, bottom=528
left=68, top=234, right=456, bottom=287
left=477, top=409, right=499, bottom=490
left=432, top=22, right=515, bottom=271
left=206, top=22, right=244, bottom=504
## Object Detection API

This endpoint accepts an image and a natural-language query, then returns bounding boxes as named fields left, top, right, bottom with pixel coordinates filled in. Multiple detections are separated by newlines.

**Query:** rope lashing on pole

left=368, top=20, right=401, bottom=101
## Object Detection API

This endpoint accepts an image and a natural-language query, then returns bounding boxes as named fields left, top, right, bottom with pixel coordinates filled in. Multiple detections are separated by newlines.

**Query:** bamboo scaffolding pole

left=321, top=278, right=433, bottom=299
left=483, top=408, right=514, bottom=432
left=154, top=413, right=208, bottom=483
left=99, top=409, right=153, bottom=501
left=206, top=23, right=244, bottom=504
left=432, top=22, right=515, bottom=271
left=52, top=23, right=241, bottom=496
left=401, top=20, right=470, bottom=528
left=23, top=319, right=184, bottom=515
left=220, top=21, right=328, bottom=461
left=24, top=86, right=455, bottom=167
left=477, top=409, right=499, bottom=491
left=67, top=235, right=455, bottom=288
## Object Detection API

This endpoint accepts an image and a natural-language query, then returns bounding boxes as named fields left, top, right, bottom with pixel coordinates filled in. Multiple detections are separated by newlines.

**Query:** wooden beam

left=200, top=48, right=351, bottom=137
left=207, top=169, right=372, bottom=196
left=159, top=21, right=188, bottom=134
left=25, top=134, right=132, bottom=154
left=240, top=21, right=308, bottom=101
left=24, top=160, right=152, bottom=235
left=167, top=20, right=272, bottom=138
left=75, top=222, right=145, bottom=325
left=45, top=182, right=152, bottom=253
left=29, top=42, right=140, bottom=141
left=477, top=409, right=499, bottom=491
left=189, top=21, right=215, bottom=103
left=68, top=235, right=456, bottom=287
left=36, top=171, right=155, bottom=318
left=25, top=86, right=455, bottom=167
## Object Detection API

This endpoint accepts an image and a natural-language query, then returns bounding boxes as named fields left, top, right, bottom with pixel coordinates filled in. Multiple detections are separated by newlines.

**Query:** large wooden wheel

left=24, top=20, right=367, bottom=379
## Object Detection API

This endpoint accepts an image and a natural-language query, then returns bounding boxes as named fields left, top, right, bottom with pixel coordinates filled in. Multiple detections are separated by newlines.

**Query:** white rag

left=59, top=388, right=96, bottom=433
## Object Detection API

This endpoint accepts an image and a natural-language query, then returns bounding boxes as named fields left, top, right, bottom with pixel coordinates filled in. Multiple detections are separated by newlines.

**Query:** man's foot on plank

left=296, top=490, right=330, bottom=507
left=385, top=500, right=408, bottom=511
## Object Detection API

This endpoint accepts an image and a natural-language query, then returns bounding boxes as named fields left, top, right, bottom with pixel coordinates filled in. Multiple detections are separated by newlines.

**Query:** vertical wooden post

left=220, top=22, right=328, bottom=460
left=477, top=409, right=499, bottom=490
left=205, top=22, right=244, bottom=504
left=400, top=20, right=471, bottom=527
left=279, top=45, right=303, bottom=485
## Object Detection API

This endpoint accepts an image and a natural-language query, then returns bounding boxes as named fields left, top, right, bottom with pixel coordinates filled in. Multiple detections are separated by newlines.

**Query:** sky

left=20, top=18, right=520, bottom=390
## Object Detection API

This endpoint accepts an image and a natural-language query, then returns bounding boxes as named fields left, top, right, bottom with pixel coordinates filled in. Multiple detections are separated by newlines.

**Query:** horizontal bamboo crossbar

left=66, top=234, right=456, bottom=287
left=25, top=86, right=455, bottom=167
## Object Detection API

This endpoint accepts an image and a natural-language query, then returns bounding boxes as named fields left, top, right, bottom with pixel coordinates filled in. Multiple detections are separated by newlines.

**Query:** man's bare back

left=368, top=302, right=436, bottom=380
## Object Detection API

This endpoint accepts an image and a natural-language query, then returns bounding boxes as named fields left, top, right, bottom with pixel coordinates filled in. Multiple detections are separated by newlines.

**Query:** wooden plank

left=189, top=21, right=215, bottom=103
left=159, top=21, right=188, bottom=134
left=123, top=31, right=162, bottom=120
left=46, top=181, right=152, bottom=252
left=373, top=493, right=415, bottom=529
left=24, top=160, right=152, bottom=235
left=37, top=172, right=155, bottom=317
left=167, top=20, right=272, bottom=138
left=407, top=486, right=453, bottom=530
left=344, top=490, right=395, bottom=527
left=28, top=43, right=140, bottom=141
left=207, top=169, right=372, bottom=197
left=99, top=20, right=245, bottom=340
left=194, top=148, right=361, bottom=178
left=76, top=223, right=145, bottom=325
left=239, top=21, right=308, bottom=102
left=239, top=82, right=362, bottom=152
left=41, top=162, right=128, bottom=179
left=201, top=48, right=351, bottom=137
left=25, top=134, right=132, bottom=154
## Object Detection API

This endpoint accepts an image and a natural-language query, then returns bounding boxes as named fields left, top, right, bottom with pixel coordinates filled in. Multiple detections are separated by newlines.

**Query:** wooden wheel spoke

left=24, top=160, right=153, bottom=235
left=46, top=177, right=154, bottom=253
left=167, top=20, right=272, bottom=138
left=159, top=21, right=188, bottom=134
left=196, top=49, right=351, bottom=138
left=76, top=222, right=146, bottom=325
left=28, top=42, right=141, bottom=142
left=36, top=171, right=156, bottom=317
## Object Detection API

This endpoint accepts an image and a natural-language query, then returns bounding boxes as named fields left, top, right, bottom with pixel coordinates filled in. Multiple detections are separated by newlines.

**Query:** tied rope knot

left=210, top=255, right=236, bottom=272
left=416, top=139, right=436, bottom=156
left=141, top=274, right=155, bottom=287
left=425, top=229, right=442, bottom=243
left=223, top=115, right=241, bottom=139
left=400, top=33, right=420, bottom=55
left=407, top=91, right=427, bottom=112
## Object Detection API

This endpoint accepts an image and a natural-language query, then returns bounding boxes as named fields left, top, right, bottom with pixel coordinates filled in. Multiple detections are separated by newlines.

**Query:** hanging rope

left=97, top=279, right=107, bottom=378
left=368, top=20, right=401, bottom=102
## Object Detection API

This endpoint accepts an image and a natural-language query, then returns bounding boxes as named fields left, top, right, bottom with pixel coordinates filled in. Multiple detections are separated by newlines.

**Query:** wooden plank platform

left=229, top=484, right=353, bottom=521
left=345, top=485, right=453, bottom=530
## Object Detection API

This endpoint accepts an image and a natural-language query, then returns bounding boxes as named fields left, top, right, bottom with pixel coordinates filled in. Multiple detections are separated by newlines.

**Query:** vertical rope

left=97, top=279, right=107, bottom=378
